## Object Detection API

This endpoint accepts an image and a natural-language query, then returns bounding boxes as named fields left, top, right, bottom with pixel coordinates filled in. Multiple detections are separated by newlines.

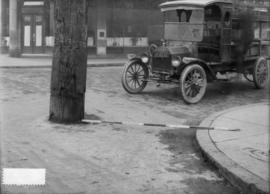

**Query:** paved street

left=1, top=67, right=268, bottom=124
left=0, top=66, right=269, bottom=194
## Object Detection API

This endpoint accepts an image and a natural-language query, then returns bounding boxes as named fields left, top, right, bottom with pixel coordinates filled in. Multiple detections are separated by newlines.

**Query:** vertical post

left=9, top=0, right=21, bottom=57
left=49, top=0, right=88, bottom=123
left=1, top=0, right=8, bottom=54
left=49, top=0, right=54, bottom=36
left=96, top=0, right=107, bottom=56
left=0, top=0, right=3, bottom=52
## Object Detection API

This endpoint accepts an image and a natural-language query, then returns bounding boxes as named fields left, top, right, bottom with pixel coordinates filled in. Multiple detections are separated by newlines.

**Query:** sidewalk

left=0, top=54, right=127, bottom=68
left=196, top=103, right=269, bottom=194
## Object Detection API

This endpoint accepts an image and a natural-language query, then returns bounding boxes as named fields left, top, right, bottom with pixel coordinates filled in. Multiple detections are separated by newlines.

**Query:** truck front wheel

left=121, top=60, right=149, bottom=94
left=180, top=64, right=207, bottom=104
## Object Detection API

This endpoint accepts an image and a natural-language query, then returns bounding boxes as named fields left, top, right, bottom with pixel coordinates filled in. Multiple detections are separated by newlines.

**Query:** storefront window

left=107, top=7, right=162, bottom=38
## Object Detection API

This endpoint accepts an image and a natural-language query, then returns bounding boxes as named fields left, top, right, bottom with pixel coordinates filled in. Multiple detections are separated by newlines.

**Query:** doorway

left=22, top=14, right=44, bottom=53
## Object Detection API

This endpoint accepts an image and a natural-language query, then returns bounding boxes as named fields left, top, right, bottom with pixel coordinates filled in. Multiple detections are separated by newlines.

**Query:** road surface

left=0, top=66, right=268, bottom=194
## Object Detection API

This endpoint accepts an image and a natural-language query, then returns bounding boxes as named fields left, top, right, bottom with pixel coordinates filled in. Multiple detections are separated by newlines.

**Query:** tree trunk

left=49, top=0, right=88, bottom=123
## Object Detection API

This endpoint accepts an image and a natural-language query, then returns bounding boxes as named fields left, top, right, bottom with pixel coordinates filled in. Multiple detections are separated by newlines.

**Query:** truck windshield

left=164, top=9, right=204, bottom=23
left=163, top=9, right=204, bottom=42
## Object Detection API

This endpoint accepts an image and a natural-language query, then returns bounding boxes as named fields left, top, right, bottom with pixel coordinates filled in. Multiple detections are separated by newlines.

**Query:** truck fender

left=124, top=57, right=149, bottom=72
left=179, top=60, right=216, bottom=81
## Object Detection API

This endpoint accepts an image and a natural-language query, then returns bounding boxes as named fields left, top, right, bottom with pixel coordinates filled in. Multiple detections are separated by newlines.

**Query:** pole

left=49, top=0, right=88, bottom=123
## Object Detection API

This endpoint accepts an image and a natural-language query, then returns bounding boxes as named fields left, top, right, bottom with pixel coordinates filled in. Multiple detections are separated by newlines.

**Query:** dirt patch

left=52, top=123, right=96, bottom=133
left=112, top=125, right=128, bottom=132
left=158, top=129, right=241, bottom=194
left=181, top=178, right=240, bottom=194
left=162, top=110, right=190, bottom=119
left=158, top=129, right=208, bottom=174
left=85, top=113, right=102, bottom=120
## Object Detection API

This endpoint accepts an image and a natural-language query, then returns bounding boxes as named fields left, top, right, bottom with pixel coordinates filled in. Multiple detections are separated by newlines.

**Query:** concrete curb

left=0, top=63, right=124, bottom=69
left=196, top=103, right=269, bottom=194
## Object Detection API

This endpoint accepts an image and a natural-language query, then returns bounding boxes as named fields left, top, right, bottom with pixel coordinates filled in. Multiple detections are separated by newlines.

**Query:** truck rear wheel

left=253, top=57, right=269, bottom=89
left=180, top=64, right=207, bottom=104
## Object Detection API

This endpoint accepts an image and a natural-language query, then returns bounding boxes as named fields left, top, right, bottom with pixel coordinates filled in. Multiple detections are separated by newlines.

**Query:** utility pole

left=49, top=0, right=88, bottom=123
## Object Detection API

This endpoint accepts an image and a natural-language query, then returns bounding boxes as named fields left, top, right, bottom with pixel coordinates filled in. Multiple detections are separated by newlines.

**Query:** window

left=35, top=16, right=42, bottom=23
left=164, top=10, right=179, bottom=22
left=24, top=15, right=31, bottom=23
left=180, top=11, right=187, bottom=22
left=224, top=12, right=231, bottom=26
left=164, top=9, right=203, bottom=23
left=261, top=22, right=270, bottom=40
left=205, top=5, right=221, bottom=21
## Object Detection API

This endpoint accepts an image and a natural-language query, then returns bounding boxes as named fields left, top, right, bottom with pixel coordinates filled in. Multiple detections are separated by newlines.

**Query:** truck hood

left=152, top=45, right=192, bottom=57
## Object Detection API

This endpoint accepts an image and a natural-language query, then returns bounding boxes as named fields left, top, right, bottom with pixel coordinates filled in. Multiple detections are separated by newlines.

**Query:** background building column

left=0, top=0, right=3, bottom=51
left=9, top=0, right=21, bottom=57
left=96, top=0, right=107, bottom=56
left=49, top=0, right=54, bottom=36
left=0, top=0, right=2, bottom=52
left=0, top=0, right=5, bottom=53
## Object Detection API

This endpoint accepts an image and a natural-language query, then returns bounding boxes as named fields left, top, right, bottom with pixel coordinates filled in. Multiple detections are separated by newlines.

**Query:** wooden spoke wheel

left=180, top=64, right=207, bottom=104
left=253, top=57, right=269, bottom=89
left=121, top=60, right=149, bottom=94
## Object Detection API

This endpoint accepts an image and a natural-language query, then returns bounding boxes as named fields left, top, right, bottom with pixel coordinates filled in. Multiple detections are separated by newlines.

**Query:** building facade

left=0, top=0, right=164, bottom=56
left=0, top=0, right=269, bottom=57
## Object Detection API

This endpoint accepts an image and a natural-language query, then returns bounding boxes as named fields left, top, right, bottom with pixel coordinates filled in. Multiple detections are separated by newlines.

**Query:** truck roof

left=160, top=0, right=232, bottom=11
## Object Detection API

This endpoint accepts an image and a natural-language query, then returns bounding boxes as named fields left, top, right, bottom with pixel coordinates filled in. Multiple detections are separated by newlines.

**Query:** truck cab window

left=177, top=10, right=192, bottom=22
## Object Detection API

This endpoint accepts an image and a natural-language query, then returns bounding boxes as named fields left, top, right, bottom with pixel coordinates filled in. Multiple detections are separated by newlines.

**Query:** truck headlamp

left=141, top=56, right=149, bottom=63
left=171, top=57, right=181, bottom=67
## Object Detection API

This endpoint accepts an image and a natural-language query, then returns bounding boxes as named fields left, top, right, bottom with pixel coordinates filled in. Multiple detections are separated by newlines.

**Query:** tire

left=121, top=60, right=149, bottom=94
left=253, top=57, right=269, bottom=89
left=180, top=64, right=207, bottom=104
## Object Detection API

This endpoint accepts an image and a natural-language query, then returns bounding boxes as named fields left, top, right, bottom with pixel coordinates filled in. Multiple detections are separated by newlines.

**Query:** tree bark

left=49, top=0, right=88, bottom=123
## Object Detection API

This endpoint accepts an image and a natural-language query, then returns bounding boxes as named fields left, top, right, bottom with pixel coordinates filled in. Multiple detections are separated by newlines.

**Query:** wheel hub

left=184, top=71, right=205, bottom=97
left=191, top=74, right=201, bottom=88
left=133, top=73, right=139, bottom=80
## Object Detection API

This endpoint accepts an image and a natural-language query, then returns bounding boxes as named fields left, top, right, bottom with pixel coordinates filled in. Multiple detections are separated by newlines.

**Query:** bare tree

left=49, top=0, right=88, bottom=123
